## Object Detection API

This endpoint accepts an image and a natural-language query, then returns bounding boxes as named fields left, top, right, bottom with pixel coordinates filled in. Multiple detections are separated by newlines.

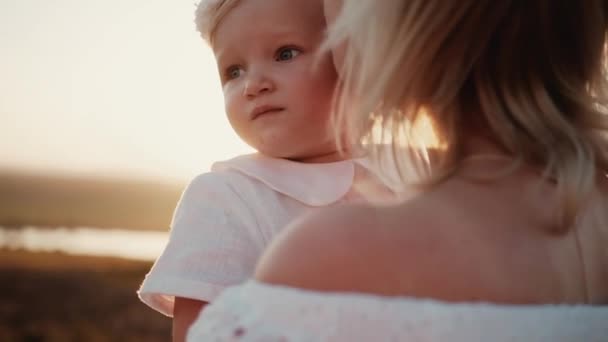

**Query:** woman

left=187, top=0, right=608, bottom=340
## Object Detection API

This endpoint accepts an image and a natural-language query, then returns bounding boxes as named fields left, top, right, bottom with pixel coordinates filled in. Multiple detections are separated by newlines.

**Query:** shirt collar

left=212, top=153, right=363, bottom=206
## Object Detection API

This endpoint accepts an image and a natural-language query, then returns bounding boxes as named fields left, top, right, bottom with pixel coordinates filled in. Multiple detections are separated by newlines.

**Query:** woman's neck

left=461, top=135, right=510, bottom=159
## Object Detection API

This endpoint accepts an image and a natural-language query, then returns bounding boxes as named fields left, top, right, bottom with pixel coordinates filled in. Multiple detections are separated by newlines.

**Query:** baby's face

left=212, top=0, right=339, bottom=161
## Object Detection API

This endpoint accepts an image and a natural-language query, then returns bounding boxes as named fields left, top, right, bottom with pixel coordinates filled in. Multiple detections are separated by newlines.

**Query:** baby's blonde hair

left=194, top=0, right=242, bottom=46
left=328, top=1, right=608, bottom=228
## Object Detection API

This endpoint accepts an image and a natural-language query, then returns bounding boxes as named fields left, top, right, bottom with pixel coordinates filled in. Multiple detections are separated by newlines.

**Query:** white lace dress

left=187, top=281, right=608, bottom=341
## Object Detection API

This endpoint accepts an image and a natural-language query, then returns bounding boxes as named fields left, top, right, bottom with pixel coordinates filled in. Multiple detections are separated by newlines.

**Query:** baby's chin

left=242, top=133, right=342, bottom=162
left=252, top=143, right=347, bottom=163
left=252, top=145, right=308, bottom=160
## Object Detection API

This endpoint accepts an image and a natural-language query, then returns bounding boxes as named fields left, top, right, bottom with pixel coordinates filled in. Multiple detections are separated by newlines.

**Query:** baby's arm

left=173, top=298, right=207, bottom=342
left=138, top=172, right=263, bottom=338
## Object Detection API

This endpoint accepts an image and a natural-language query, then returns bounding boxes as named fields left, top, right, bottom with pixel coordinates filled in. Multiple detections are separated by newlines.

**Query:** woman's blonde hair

left=194, top=0, right=242, bottom=46
left=327, top=1, right=608, bottom=228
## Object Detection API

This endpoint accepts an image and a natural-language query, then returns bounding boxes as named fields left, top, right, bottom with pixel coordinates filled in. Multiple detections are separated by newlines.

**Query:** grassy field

left=0, top=170, right=184, bottom=231
left=0, top=249, right=171, bottom=341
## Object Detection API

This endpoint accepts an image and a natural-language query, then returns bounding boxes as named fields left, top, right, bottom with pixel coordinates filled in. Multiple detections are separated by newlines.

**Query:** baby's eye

left=225, top=66, right=243, bottom=80
left=275, top=47, right=301, bottom=61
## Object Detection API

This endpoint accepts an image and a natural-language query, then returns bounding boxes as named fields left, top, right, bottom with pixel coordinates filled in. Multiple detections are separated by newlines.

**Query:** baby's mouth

left=251, top=106, right=285, bottom=120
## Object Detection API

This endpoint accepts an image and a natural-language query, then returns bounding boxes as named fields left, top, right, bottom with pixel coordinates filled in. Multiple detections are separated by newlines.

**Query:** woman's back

left=256, top=154, right=608, bottom=304
left=374, top=159, right=607, bottom=304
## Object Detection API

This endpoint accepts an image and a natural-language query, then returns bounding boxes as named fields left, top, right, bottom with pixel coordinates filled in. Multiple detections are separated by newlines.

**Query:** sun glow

left=0, top=0, right=252, bottom=183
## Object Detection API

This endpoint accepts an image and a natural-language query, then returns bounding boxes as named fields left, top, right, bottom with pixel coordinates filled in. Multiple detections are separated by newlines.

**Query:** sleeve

left=138, top=172, right=264, bottom=316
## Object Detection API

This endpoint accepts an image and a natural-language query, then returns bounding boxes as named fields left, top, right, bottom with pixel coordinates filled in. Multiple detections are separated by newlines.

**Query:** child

left=138, top=0, right=392, bottom=339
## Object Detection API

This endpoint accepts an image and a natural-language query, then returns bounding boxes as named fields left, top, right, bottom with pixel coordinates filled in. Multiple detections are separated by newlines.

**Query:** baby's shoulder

left=176, top=170, right=266, bottom=217
left=186, top=166, right=273, bottom=197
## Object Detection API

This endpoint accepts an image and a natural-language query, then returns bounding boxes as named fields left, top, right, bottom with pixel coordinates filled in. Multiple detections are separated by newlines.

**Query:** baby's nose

left=244, top=74, right=274, bottom=98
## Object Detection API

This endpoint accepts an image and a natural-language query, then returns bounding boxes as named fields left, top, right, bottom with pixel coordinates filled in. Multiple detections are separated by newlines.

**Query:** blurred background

left=0, top=0, right=252, bottom=340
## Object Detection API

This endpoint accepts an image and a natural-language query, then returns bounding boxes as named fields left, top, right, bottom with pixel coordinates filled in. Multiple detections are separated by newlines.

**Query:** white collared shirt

left=138, top=153, right=390, bottom=316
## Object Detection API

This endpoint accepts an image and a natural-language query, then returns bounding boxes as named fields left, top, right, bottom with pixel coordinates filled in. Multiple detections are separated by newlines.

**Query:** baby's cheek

left=222, top=86, right=240, bottom=110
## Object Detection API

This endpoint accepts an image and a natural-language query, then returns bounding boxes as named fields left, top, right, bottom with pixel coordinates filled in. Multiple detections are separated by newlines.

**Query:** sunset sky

left=0, top=0, right=252, bottom=183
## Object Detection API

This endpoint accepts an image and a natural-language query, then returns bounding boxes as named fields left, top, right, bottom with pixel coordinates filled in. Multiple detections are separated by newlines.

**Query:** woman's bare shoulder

left=252, top=183, right=534, bottom=300
left=254, top=204, right=380, bottom=290
left=253, top=198, right=448, bottom=294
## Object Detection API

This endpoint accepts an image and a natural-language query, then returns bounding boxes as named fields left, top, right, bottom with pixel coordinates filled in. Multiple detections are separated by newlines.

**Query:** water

left=0, top=226, right=168, bottom=261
